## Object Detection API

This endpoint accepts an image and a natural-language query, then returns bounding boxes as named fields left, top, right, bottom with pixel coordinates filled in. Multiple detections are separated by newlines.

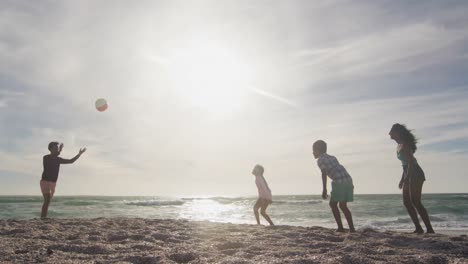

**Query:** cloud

left=291, top=23, right=468, bottom=89
left=1, top=1, right=468, bottom=195
left=250, top=86, right=298, bottom=107
left=0, top=89, right=27, bottom=108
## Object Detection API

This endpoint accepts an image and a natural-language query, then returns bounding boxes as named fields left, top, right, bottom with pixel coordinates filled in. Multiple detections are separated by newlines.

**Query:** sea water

left=1, top=194, right=467, bottom=231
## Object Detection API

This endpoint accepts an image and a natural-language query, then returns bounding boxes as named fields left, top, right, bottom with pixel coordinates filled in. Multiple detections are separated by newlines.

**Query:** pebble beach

left=1, top=218, right=468, bottom=263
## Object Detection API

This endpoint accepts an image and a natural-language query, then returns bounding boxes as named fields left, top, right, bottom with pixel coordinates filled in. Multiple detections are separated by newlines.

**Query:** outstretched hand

left=79, top=147, right=87, bottom=155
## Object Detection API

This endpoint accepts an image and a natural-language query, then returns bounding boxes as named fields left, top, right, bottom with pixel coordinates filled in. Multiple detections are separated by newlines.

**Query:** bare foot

left=426, top=229, right=435, bottom=234
left=349, top=228, right=356, bottom=233
left=413, top=228, right=424, bottom=234
left=336, top=228, right=346, bottom=233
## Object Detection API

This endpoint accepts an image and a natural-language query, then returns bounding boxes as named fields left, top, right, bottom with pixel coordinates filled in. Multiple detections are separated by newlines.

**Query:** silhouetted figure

left=313, top=140, right=356, bottom=233
left=389, top=124, right=434, bottom=234
left=40, top=142, right=86, bottom=219
left=252, top=164, right=274, bottom=226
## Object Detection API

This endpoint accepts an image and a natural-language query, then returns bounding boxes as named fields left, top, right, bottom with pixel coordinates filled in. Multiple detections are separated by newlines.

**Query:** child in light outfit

left=252, top=164, right=274, bottom=226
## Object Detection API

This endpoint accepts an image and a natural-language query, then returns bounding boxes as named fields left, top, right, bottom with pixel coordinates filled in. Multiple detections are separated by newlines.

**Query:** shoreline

left=395, top=228, right=468, bottom=236
left=1, top=192, right=466, bottom=197
left=2, top=216, right=467, bottom=236
left=2, top=216, right=468, bottom=236
left=1, top=218, right=467, bottom=263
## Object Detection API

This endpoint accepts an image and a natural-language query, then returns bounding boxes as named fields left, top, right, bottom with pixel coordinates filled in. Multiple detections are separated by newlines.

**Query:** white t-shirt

left=255, top=175, right=272, bottom=201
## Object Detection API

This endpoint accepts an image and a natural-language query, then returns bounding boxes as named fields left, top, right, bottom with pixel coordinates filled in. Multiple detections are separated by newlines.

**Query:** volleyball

left=95, top=98, right=108, bottom=112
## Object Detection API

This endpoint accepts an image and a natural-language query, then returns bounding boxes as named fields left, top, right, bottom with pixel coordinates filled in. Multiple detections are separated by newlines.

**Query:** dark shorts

left=403, top=163, right=426, bottom=183
left=330, top=182, right=354, bottom=202
left=403, top=177, right=424, bottom=203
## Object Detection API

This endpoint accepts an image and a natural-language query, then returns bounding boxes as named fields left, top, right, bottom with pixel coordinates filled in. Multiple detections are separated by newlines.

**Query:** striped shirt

left=317, top=153, right=353, bottom=184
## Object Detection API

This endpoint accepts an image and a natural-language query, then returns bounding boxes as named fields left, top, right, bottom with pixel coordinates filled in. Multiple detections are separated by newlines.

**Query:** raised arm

left=60, top=148, right=86, bottom=164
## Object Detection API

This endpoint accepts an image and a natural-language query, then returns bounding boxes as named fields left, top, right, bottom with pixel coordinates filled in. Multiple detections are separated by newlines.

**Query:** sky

left=1, top=0, right=468, bottom=196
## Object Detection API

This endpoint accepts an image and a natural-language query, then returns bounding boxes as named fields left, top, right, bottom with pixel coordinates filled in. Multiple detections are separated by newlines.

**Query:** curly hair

left=390, top=123, right=418, bottom=153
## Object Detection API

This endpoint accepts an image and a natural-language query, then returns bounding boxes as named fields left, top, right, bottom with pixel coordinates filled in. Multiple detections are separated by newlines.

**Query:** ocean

left=1, top=194, right=467, bottom=231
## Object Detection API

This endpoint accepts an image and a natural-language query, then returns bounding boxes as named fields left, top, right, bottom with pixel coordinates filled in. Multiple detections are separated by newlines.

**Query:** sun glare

left=167, top=41, right=254, bottom=115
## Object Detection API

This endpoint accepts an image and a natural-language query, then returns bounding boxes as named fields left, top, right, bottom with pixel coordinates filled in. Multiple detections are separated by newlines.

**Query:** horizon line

left=0, top=192, right=466, bottom=197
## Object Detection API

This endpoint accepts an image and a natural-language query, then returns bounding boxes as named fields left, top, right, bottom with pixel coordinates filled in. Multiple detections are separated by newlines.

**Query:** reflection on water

left=1, top=194, right=468, bottom=231
left=179, top=199, right=246, bottom=224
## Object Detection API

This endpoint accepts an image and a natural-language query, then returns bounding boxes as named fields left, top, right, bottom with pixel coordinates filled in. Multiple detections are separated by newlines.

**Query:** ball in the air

left=95, top=98, right=108, bottom=112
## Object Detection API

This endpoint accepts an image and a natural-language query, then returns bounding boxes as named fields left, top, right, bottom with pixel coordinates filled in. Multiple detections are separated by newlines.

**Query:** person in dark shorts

left=389, top=123, right=434, bottom=234
left=313, top=140, right=355, bottom=233
left=40, top=142, right=86, bottom=219
left=252, top=164, right=274, bottom=226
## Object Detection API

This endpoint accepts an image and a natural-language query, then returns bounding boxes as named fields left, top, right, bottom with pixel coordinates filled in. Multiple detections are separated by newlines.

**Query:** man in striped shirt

left=313, top=140, right=355, bottom=233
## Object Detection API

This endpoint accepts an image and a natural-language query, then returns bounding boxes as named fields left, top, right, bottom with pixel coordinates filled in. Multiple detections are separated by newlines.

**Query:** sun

left=167, top=40, right=254, bottom=116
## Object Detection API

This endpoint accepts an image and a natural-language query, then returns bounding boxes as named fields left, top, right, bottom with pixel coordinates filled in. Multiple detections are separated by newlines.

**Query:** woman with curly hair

left=389, top=123, right=434, bottom=234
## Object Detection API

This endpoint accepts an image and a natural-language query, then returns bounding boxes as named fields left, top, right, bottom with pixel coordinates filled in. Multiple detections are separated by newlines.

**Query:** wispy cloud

left=292, top=22, right=468, bottom=86
left=250, top=86, right=298, bottom=107
left=1, top=1, right=468, bottom=195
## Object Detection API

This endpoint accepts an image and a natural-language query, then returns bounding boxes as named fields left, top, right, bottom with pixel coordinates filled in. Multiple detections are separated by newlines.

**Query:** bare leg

left=339, top=202, right=355, bottom=233
left=329, top=200, right=344, bottom=232
left=260, top=202, right=274, bottom=226
left=410, top=180, right=435, bottom=233
left=253, top=200, right=261, bottom=225
left=403, top=185, right=423, bottom=233
left=41, top=193, right=52, bottom=219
